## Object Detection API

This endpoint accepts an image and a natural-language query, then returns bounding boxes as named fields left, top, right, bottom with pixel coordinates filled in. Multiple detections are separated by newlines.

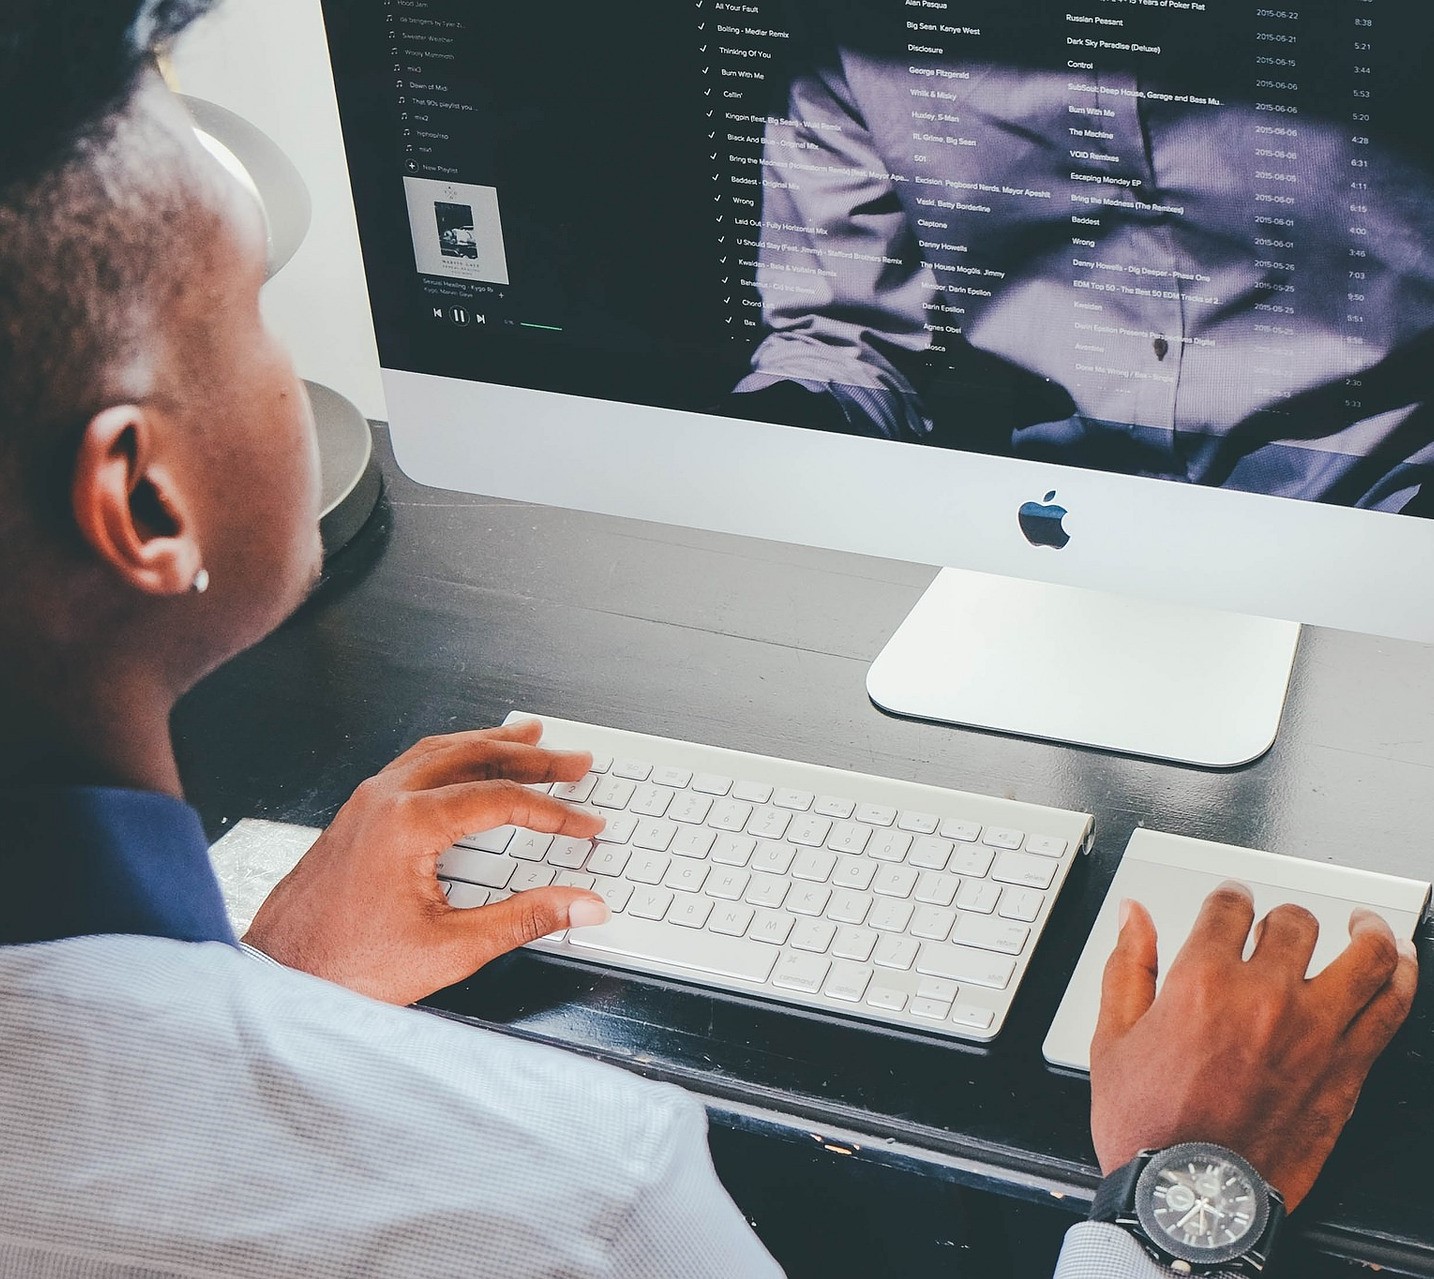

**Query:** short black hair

left=0, top=0, right=217, bottom=187
left=0, top=0, right=219, bottom=541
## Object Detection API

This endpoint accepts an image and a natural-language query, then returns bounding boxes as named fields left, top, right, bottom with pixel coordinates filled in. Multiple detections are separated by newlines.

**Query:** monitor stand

left=867, top=568, right=1301, bottom=768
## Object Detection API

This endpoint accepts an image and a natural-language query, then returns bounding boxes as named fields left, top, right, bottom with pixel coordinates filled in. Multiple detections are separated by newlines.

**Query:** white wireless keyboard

left=436, top=713, right=1094, bottom=1041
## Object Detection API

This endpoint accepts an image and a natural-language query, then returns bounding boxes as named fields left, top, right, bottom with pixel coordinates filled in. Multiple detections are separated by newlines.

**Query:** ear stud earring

left=192, top=567, right=210, bottom=595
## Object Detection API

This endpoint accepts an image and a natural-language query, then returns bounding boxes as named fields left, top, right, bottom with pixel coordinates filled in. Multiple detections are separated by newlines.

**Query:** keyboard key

left=692, top=772, right=734, bottom=796
left=955, top=880, right=1001, bottom=914
left=918, top=977, right=959, bottom=1004
left=554, top=870, right=596, bottom=891
left=938, top=818, right=981, bottom=843
left=788, top=884, right=831, bottom=917
left=868, top=898, right=915, bottom=933
left=1025, top=834, right=1067, bottom=858
left=991, top=850, right=1057, bottom=890
left=732, top=780, right=773, bottom=804
left=914, top=871, right=960, bottom=908
left=826, top=890, right=873, bottom=925
left=791, top=849, right=837, bottom=882
left=772, top=952, right=829, bottom=993
left=633, top=819, right=677, bottom=852
left=831, top=856, right=877, bottom=891
left=873, top=936, right=918, bottom=970
left=951, top=915, right=1029, bottom=955
left=897, top=811, right=940, bottom=835
left=750, top=841, right=797, bottom=875
left=826, top=822, right=871, bottom=856
left=855, top=802, right=896, bottom=827
left=831, top=926, right=878, bottom=962
left=630, top=785, right=674, bottom=818
left=711, top=834, right=756, bottom=866
left=594, top=814, right=638, bottom=845
left=745, top=874, right=789, bottom=909
left=983, top=826, right=1025, bottom=851
left=949, top=844, right=995, bottom=877
left=587, top=755, right=612, bottom=775
left=709, top=903, right=755, bottom=937
left=773, top=788, right=815, bottom=812
left=509, top=863, right=557, bottom=892
left=664, top=860, right=710, bottom=894
left=550, top=775, right=598, bottom=804
left=998, top=887, right=1045, bottom=922
left=823, top=963, right=872, bottom=1003
left=750, top=910, right=796, bottom=946
left=626, top=850, right=671, bottom=885
left=627, top=887, right=674, bottom=920
left=585, top=837, right=630, bottom=877
left=814, top=795, right=855, bottom=820
left=869, top=830, right=913, bottom=863
left=706, top=868, right=751, bottom=901
left=456, top=825, right=515, bottom=854
left=909, top=837, right=953, bottom=870
left=668, top=792, right=714, bottom=826
left=911, top=906, right=956, bottom=942
left=917, top=943, right=1016, bottom=990
left=950, top=1004, right=995, bottom=1031
left=546, top=837, right=593, bottom=870
left=667, top=894, right=713, bottom=930
left=509, top=832, right=554, bottom=862
left=909, top=996, right=952, bottom=1021
left=872, top=864, right=918, bottom=899
left=591, top=777, right=637, bottom=809
left=651, top=766, right=692, bottom=789
left=439, top=848, right=517, bottom=888
left=443, top=880, right=491, bottom=909
left=788, top=814, right=832, bottom=848
left=746, top=806, right=792, bottom=840
left=866, top=986, right=907, bottom=1012
left=709, top=799, right=753, bottom=832
left=591, top=877, right=633, bottom=913
left=569, top=911, right=775, bottom=983
left=612, top=758, right=652, bottom=781
left=790, top=918, right=837, bottom=954
left=670, top=827, right=716, bottom=859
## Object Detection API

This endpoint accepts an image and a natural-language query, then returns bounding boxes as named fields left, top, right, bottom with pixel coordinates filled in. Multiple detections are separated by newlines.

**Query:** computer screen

left=320, top=0, right=1434, bottom=760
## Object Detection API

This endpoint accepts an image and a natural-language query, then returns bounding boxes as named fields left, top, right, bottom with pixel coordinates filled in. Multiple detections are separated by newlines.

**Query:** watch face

left=1134, top=1143, right=1270, bottom=1266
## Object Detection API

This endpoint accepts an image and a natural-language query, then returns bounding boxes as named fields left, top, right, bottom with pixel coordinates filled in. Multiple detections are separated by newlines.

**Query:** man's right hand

left=1090, top=883, right=1418, bottom=1210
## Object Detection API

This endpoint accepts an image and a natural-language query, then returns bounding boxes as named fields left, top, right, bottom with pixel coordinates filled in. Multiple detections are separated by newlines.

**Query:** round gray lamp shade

left=181, top=95, right=381, bottom=556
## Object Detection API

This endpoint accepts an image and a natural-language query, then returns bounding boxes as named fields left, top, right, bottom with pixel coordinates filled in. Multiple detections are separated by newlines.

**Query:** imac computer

left=319, top=0, right=1434, bottom=768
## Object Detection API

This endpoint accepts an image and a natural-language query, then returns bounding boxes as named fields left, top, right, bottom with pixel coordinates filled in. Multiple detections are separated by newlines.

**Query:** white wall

left=171, top=0, right=386, bottom=422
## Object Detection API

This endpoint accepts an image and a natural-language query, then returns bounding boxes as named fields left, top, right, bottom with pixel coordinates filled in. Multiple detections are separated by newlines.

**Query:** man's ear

left=70, top=404, right=204, bottom=597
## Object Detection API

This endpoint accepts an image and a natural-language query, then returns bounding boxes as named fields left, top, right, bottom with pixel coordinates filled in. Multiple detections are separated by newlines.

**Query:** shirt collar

left=0, top=786, right=237, bottom=947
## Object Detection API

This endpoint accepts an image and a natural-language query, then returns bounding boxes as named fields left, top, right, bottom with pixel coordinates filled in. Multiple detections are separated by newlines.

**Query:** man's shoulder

left=0, top=931, right=685, bottom=1117
left=0, top=934, right=705, bottom=1277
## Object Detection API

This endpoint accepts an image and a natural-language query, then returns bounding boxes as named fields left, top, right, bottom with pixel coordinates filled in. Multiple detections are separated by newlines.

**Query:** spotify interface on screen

left=322, top=0, right=1434, bottom=512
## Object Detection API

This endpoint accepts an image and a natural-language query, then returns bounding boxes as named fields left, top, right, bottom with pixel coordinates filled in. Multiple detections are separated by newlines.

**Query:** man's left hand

left=242, top=720, right=610, bottom=1004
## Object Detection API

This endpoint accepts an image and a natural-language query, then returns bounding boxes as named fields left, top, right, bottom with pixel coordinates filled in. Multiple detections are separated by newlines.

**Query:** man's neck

left=0, top=678, right=183, bottom=796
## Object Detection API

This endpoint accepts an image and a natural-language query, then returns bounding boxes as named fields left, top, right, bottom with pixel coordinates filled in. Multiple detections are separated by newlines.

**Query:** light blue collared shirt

left=0, top=786, right=1165, bottom=1276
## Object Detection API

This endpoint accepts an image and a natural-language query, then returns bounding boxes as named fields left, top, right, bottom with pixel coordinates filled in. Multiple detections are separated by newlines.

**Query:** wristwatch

left=1089, top=1142, right=1285, bottom=1275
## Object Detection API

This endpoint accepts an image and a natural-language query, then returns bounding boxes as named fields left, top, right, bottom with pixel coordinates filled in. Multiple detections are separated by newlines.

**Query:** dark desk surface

left=174, top=426, right=1434, bottom=1276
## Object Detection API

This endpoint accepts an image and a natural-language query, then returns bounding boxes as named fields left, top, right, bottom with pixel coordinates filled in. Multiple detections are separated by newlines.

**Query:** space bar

left=565, top=916, right=777, bottom=984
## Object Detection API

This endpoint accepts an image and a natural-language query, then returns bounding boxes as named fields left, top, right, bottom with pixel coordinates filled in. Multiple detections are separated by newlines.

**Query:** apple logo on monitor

left=1018, top=491, right=1070, bottom=549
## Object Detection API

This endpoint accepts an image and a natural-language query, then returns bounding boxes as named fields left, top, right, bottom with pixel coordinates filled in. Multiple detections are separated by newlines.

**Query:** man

left=0, top=3, right=1417, bottom=1277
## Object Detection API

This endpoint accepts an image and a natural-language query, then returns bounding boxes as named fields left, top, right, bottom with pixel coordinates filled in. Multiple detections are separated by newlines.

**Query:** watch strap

left=1089, top=1152, right=1148, bottom=1224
